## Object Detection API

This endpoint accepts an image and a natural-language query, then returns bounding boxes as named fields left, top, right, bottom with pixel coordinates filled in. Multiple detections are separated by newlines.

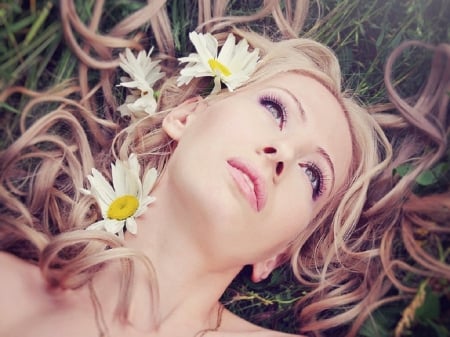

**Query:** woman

left=0, top=1, right=449, bottom=336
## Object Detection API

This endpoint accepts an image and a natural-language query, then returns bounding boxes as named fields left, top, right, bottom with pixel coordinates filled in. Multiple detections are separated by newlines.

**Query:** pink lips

left=227, top=158, right=266, bottom=212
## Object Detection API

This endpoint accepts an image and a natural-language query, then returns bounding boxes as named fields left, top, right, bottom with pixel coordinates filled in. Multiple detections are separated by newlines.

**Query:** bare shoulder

left=213, top=328, right=304, bottom=337
left=0, top=252, right=46, bottom=329
left=238, top=330, right=305, bottom=337
left=0, top=252, right=101, bottom=337
left=0, top=251, right=44, bottom=293
left=220, top=308, right=306, bottom=337
left=0, top=251, right=44, bottom=289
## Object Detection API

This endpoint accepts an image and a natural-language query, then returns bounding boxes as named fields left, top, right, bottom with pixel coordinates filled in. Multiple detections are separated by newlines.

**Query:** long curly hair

left=0, top=1, right=448, bottom=336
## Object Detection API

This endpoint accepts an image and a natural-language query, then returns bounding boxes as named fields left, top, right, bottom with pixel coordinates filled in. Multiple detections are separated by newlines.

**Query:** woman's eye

left=260, top=95, right=287, bottom=129
left=300, top=163, right=324, bottom=200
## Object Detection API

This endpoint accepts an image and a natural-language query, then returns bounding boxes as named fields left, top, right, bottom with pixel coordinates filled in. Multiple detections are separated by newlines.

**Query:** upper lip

left=227, top=158, right=267, bottom=212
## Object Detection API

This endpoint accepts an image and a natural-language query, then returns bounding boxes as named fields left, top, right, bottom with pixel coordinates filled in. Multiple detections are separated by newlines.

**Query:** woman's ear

left=250, top=251, right=288, bottom=283
left=162, top=96, right=204, bottom=141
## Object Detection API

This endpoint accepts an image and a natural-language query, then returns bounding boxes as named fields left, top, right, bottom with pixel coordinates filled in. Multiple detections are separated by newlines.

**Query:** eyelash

left=259, top=93, right=287, bottom=129
left=299, top=162, right=326, bottom=200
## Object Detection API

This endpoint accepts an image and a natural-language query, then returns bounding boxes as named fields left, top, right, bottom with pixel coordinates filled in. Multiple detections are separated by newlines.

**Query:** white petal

left=180, top=64, right=213, bottom=77
left=111, top=161, right=127, bottom=196
left=176, top=74, right=193, bottom=86
left=115, top=158, right=139, bottom=197
left=178, top=53, right=203, bottom=64
left=177, top=67, right=213, bottom=87
left=105, top=219, right=125, bottom=234
left=137, top=196, right=156, bottom=214
left=211, top=76, right=223, bottom=94
left=203, top=33, right=220, bottom=58
left=117, top=229, right=125, bottom=239
left=230, top=47, right=259, bottom=74
left=128, top=154, right=139, bottom=174
left=217, top=33, right=235, bottom=65
left=126, top=155, right=143, bottom=193
left=190, top=32, right=217, bottom=65
left=142, top=168, right=157, bottom=196
left=118, top=47, right=164, bottom=91
left=127, top=168, right=142, bottom=196
left=118, top=79, right=152, bottom=92
left=80, top=188, right=91, bottom=195
left=86, top=219, right=108, bottom=231
left=127, top=94, right=157, bottom=115
left=222, top=72, right=248, bottom=88
left=117, top=94, right=138, bottom=117
left=88, top=169, right=115, bottom=210
left=118, top=48, right=135, bottom=75
left=126, top=217, right=138, bottom=235
left=177, top=34, right=217, bottom=86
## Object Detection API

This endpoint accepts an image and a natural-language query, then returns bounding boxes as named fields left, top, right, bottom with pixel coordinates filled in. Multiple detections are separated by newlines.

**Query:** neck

left=96, top=177, right=243, bottom=333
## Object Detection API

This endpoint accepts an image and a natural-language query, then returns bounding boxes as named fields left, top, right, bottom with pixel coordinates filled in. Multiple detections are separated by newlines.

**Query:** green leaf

left=415, top=287, right=440, bottom=322
left=416, top=169, right=439, bottom=186
left=394, top=162, right=449, bottom=186
left=394, top=163, right=412, bottom=177
left=359, top=305, right=401, bottom=337
left=415, top=162, right=449, bottom=186
left=432, top=163, right=449, bottom=178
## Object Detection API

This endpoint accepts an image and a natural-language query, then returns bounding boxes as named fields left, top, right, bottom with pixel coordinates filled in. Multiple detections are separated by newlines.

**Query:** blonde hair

left=0, top=1, right=448, bottom=336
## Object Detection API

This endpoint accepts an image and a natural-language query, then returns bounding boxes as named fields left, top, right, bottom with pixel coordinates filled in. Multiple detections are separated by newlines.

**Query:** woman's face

left=161, top=72, right=352, bottom=266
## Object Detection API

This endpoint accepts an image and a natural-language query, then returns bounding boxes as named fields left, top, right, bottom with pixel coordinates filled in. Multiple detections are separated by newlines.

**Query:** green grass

left=1, top=1, right=449, bottom=336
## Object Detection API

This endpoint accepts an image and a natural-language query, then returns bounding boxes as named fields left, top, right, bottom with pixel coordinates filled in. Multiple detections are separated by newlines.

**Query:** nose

left=263, top=147, right=284, bottom=176
left=261, top=142, right=295, bottom=177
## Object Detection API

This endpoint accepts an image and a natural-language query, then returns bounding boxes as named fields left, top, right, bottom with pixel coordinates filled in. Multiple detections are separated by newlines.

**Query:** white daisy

left=82, top=154, right=157, bottom=237
left=117, top=88, right=158, bottom=119
left=117, top=47, right=165, bottom=117
left=177, top=32, right=260, bottom=93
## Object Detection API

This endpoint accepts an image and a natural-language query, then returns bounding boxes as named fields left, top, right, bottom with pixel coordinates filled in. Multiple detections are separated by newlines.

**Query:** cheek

left=279, top=203, right=311, bottom=238
left=267, top=181, right=314, bottom=243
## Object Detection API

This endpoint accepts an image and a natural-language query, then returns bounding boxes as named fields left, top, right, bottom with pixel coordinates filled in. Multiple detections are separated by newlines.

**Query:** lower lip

left=227, top=164, right=259, bottom=212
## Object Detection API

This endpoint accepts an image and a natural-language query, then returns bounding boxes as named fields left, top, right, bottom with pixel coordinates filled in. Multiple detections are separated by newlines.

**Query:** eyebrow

left=278, top=87, right=306, bottom=122
left=278, top=86, right=337, bottom=195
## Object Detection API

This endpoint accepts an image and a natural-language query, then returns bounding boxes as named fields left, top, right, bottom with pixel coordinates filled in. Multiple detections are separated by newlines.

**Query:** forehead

left=248, top=72, right=353, bottom=193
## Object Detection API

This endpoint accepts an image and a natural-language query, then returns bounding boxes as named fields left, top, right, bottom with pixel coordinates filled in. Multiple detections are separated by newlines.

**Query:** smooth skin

left=0, top=73, right=352, bottom=337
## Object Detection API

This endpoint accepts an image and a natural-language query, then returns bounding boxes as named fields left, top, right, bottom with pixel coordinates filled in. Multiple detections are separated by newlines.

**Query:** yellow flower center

left=107, top=195, right=139, bottom=220
left=208, top=59, right=231, bottom=77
